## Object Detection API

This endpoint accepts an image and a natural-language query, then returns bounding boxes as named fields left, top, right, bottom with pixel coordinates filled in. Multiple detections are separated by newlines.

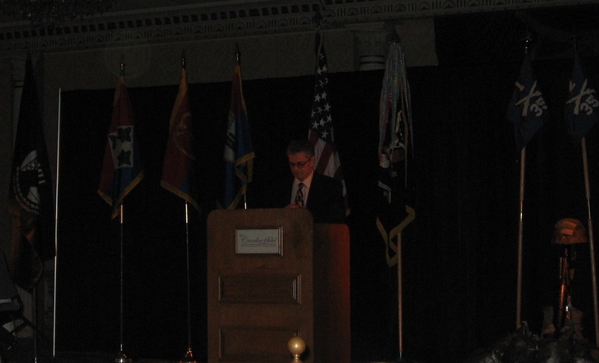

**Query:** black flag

left=8, top=55, right=55, bottom=291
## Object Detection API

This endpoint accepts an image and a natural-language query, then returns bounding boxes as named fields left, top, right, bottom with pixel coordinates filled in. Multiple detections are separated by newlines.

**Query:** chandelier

left=0, top=0, right=117, bottom=27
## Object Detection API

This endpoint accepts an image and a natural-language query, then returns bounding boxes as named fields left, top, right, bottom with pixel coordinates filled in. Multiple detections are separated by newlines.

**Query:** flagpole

left=377, top=35, right=413, bottom=361
left=569, top=35, right=599, bottom=345
left=185, top=201, right=192, bottom=352
left=397, top=233, right=404, bottom=359
left=516, top=147, right=526, bottom=328
left=52, top=88, right=62, bottom=360
left=180, top=201, right=198, bottom=363
left=580, top=137, right=599, bottom=345
left=397, top=67, right=407, bottom=361
left=235, top=44, right=249, bottom=212
left=514, top=35, right=535, bottom=330
left=116, top=204, right=132, bottom=363
left=113, top=56, right=132, bottom=363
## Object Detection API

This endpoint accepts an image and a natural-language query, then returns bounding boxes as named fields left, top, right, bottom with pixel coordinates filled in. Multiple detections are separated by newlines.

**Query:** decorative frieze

left=0, top=0, right=592, bottom=53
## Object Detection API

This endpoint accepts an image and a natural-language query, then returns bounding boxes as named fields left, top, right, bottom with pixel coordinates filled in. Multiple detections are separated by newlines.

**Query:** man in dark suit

left=272, top=139, right=346, bottom=224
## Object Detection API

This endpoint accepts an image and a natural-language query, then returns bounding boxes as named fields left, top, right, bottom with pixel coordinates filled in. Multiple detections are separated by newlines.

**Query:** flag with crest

left=507, top=53, right=549, bottom=151
left=565, top=52, right=598, bottom=143
left=161, top=66, right=198, bottom=209
left=98, top=74, right=144, bottom=219
left=308, top=29, right=349, bottom=213
left=218, top=64, right=255, bottom=209
left=8, top=56, right=55, bottom=290
left=376, top=40, right=415, bottom=267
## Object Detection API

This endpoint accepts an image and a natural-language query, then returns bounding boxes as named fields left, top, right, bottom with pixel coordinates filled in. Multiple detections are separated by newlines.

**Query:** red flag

left=98, top=75, right=144, bottom=219
left=161, top=67, right=198, bottom=208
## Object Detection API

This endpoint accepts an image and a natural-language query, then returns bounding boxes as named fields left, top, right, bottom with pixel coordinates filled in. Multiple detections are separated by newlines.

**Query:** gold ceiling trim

left=0, top=0, right=594, bottom=53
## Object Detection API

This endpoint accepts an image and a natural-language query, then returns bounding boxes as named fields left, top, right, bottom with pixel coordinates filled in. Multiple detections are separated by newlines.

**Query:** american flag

left=308, top=30, right=348, bottom=211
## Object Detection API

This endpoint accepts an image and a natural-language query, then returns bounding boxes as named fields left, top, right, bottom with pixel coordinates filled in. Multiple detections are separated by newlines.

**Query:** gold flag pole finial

left=314, top=0, right=325, bottom=29
left=570, top=26, right=579, bottom=51
left=314, top=10, right=322, bottom=28
left=181, top=50, right=186, bottom=70
left=235, top=43, right=241, bottom=66
left=390, top=27, right=400, bottom=45
left=522, top=31, right=532, bottom=54
left=120, top=55, right=125, bottom=76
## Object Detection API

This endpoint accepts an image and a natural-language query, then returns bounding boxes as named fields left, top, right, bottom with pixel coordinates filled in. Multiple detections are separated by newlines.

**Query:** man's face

left=288, top=152, right=314, bottom=182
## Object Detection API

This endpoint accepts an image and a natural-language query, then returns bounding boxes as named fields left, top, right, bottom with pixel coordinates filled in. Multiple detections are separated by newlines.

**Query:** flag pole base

left=179, top=348, right=199, bottom=363
left=115, top=351, right=132, bottom=363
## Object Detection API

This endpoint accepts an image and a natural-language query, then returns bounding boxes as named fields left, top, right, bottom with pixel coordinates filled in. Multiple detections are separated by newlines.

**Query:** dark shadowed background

left=55, top=7, right=599, bottom=363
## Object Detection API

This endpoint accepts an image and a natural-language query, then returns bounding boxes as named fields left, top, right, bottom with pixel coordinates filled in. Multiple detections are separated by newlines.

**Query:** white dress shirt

left=290, top=172, right=314, bottom=206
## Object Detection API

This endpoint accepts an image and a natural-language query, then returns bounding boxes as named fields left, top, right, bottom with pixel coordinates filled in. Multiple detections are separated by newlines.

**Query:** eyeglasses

left=289, top=157, right=312, bottom=168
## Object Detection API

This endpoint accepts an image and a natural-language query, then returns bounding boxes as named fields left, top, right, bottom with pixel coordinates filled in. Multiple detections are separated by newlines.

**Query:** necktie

left=295, top=183, right=305, bottom=208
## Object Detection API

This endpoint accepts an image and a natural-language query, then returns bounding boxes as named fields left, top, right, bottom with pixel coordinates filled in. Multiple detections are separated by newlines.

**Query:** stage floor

left=2, top=341, right=404, bottom=363
left=2, top=338, right=182, bottom=363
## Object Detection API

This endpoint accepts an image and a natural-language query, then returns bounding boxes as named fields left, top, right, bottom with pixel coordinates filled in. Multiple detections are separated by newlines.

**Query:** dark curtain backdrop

left=55, top=6, right=599, bottom=363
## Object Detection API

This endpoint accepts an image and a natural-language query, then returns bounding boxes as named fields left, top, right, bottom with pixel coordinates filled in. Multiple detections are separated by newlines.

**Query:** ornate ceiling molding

left=0, top=0, right=595, bottom=53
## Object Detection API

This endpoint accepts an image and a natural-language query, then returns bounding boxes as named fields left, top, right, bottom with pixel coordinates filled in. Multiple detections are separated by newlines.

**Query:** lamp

left=0, top=0, right=116, bottom=27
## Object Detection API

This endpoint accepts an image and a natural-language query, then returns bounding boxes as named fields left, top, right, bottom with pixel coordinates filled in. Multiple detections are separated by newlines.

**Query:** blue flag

left=218, top=65, right=255, bottom=209
left=507, top=54, right=549, bottom=151
left=565, top=52, right=599, bottom=143
left=98, top=75, right=144, bottom=219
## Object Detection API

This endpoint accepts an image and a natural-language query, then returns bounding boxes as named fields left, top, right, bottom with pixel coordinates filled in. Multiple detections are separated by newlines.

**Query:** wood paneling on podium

left=207, top=208, right=350, bottom=363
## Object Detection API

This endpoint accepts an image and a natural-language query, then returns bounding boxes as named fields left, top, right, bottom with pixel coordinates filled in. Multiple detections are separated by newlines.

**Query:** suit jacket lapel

left=305, top=173, right=322, bottom=209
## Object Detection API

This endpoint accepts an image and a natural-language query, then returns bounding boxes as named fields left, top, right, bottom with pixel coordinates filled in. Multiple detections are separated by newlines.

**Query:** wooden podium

left=207, top=208, right=350, bottom=363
